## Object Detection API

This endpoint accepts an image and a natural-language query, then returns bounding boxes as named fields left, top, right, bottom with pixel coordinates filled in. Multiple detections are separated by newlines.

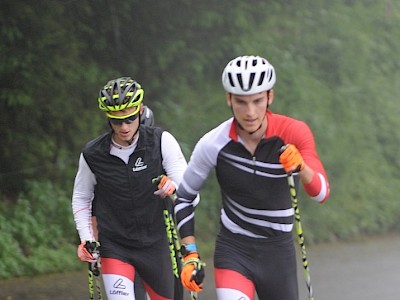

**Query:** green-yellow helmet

left=98, top=77, right=144, bottom=112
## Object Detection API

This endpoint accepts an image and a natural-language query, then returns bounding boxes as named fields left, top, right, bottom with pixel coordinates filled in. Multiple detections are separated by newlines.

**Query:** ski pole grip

left=280, top=144, right=288, bottom=154
left=152, top=175, right=164, bottom=185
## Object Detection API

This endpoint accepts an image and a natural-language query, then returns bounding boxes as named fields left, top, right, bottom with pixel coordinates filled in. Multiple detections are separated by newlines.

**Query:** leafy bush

left=0, top=181, right=81, bottom=279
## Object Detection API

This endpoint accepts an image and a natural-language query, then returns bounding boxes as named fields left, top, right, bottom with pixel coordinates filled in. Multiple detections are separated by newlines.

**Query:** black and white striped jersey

left=175, top=111, right=329, bottom=239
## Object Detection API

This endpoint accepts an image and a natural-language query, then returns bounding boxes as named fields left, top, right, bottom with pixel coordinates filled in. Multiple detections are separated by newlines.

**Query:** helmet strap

left=248, top=122, right=263, bottom=135
left=127, top=121, right=140, bottom=145
left=247, top=112, right=267, bottom=135
left=127, top=132, right=137, bottom=145
left=231, top=106, right=267, bottom=136
left=108, top=117, right=141, bottom=146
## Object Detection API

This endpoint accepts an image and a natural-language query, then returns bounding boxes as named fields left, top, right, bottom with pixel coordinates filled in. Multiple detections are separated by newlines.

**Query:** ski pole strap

left=89, top=258, right=101, bottom=277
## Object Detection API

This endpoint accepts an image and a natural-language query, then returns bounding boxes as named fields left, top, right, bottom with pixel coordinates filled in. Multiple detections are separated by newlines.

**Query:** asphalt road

left=1, top=233, right=399, bottom=300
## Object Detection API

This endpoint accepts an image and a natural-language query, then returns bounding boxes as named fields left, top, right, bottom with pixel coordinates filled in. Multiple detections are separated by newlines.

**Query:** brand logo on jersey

left=132, top=157, right=147, bottom=172
left=113, top=278, right=126, bottom=289
left=108, top=278, right=129, bottom=296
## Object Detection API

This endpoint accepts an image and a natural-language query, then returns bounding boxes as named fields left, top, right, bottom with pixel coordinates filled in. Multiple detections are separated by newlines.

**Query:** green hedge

left=0, top=181, right=81, bottom=279
left=2, top=178, right=399, bottom=279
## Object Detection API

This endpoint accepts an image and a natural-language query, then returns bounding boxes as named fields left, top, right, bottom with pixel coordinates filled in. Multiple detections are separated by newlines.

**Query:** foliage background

left=1, top=0, right=400, bottom=278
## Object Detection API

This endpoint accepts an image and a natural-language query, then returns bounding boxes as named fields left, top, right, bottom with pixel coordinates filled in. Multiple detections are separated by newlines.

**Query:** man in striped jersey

left=175, top=55, right=330, bottom=300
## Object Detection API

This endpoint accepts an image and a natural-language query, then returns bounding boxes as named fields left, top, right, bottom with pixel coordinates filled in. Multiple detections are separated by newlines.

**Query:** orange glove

left=279, top=144, right=305, bottom=174
left=181, top=252, right=205, bottom=293
left=77, top=241, right=100, bottom=263
left=153, top=175, right=176, bottom=198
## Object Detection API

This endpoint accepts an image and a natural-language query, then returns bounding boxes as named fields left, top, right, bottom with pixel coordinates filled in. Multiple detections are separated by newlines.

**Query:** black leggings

left=99, top=235, right=175, bottom=299
left=214, top=228, right=299, bottom=300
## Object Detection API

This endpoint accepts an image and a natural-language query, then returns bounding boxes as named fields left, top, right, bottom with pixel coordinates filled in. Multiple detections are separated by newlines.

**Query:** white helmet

left=222, top=55, right=276, bottom=95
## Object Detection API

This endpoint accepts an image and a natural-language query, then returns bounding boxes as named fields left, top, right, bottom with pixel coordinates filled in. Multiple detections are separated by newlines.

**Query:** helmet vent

left=98, top=77, right=144, bottom=112
left=258, top=71, right=266, bottom=86
left=237, top=74, right=243, bottom=89
left=236, top=73, right=255, bottom=92
left=222, top=56, right=276, bottom=95
left=267, top=69, right=274, bottom=82
left=228, top=73, right=235, bottom=87
left=247, top=73, right=255, bottom=90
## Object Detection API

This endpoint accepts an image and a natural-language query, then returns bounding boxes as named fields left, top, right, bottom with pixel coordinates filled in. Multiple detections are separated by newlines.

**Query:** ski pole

left=153, top=176, right=198, bottom=300
left=86, top=243, right=103, bottom=300
left=287, top=174, right=314, bottom=300
left=88, top=262, right=95, bottom=300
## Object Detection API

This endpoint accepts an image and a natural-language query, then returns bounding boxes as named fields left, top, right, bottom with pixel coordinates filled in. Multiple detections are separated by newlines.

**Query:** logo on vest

left=132, top=157, right=147, bottom=172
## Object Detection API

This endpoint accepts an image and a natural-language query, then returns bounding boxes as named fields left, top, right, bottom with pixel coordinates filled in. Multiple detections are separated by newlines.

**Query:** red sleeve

left=267, top=112, right=330, bottom=202
left=303, top=172, right=329, bottom=203
left=287, top=120, right=330, bottom=202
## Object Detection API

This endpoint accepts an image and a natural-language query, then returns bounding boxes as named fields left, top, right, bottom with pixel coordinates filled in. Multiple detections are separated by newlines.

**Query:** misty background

left=1, top=0, right=400, bottom=279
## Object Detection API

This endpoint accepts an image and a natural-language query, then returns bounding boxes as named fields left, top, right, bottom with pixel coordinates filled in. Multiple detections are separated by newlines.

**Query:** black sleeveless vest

left=83, top=126, right=165, bottom=247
